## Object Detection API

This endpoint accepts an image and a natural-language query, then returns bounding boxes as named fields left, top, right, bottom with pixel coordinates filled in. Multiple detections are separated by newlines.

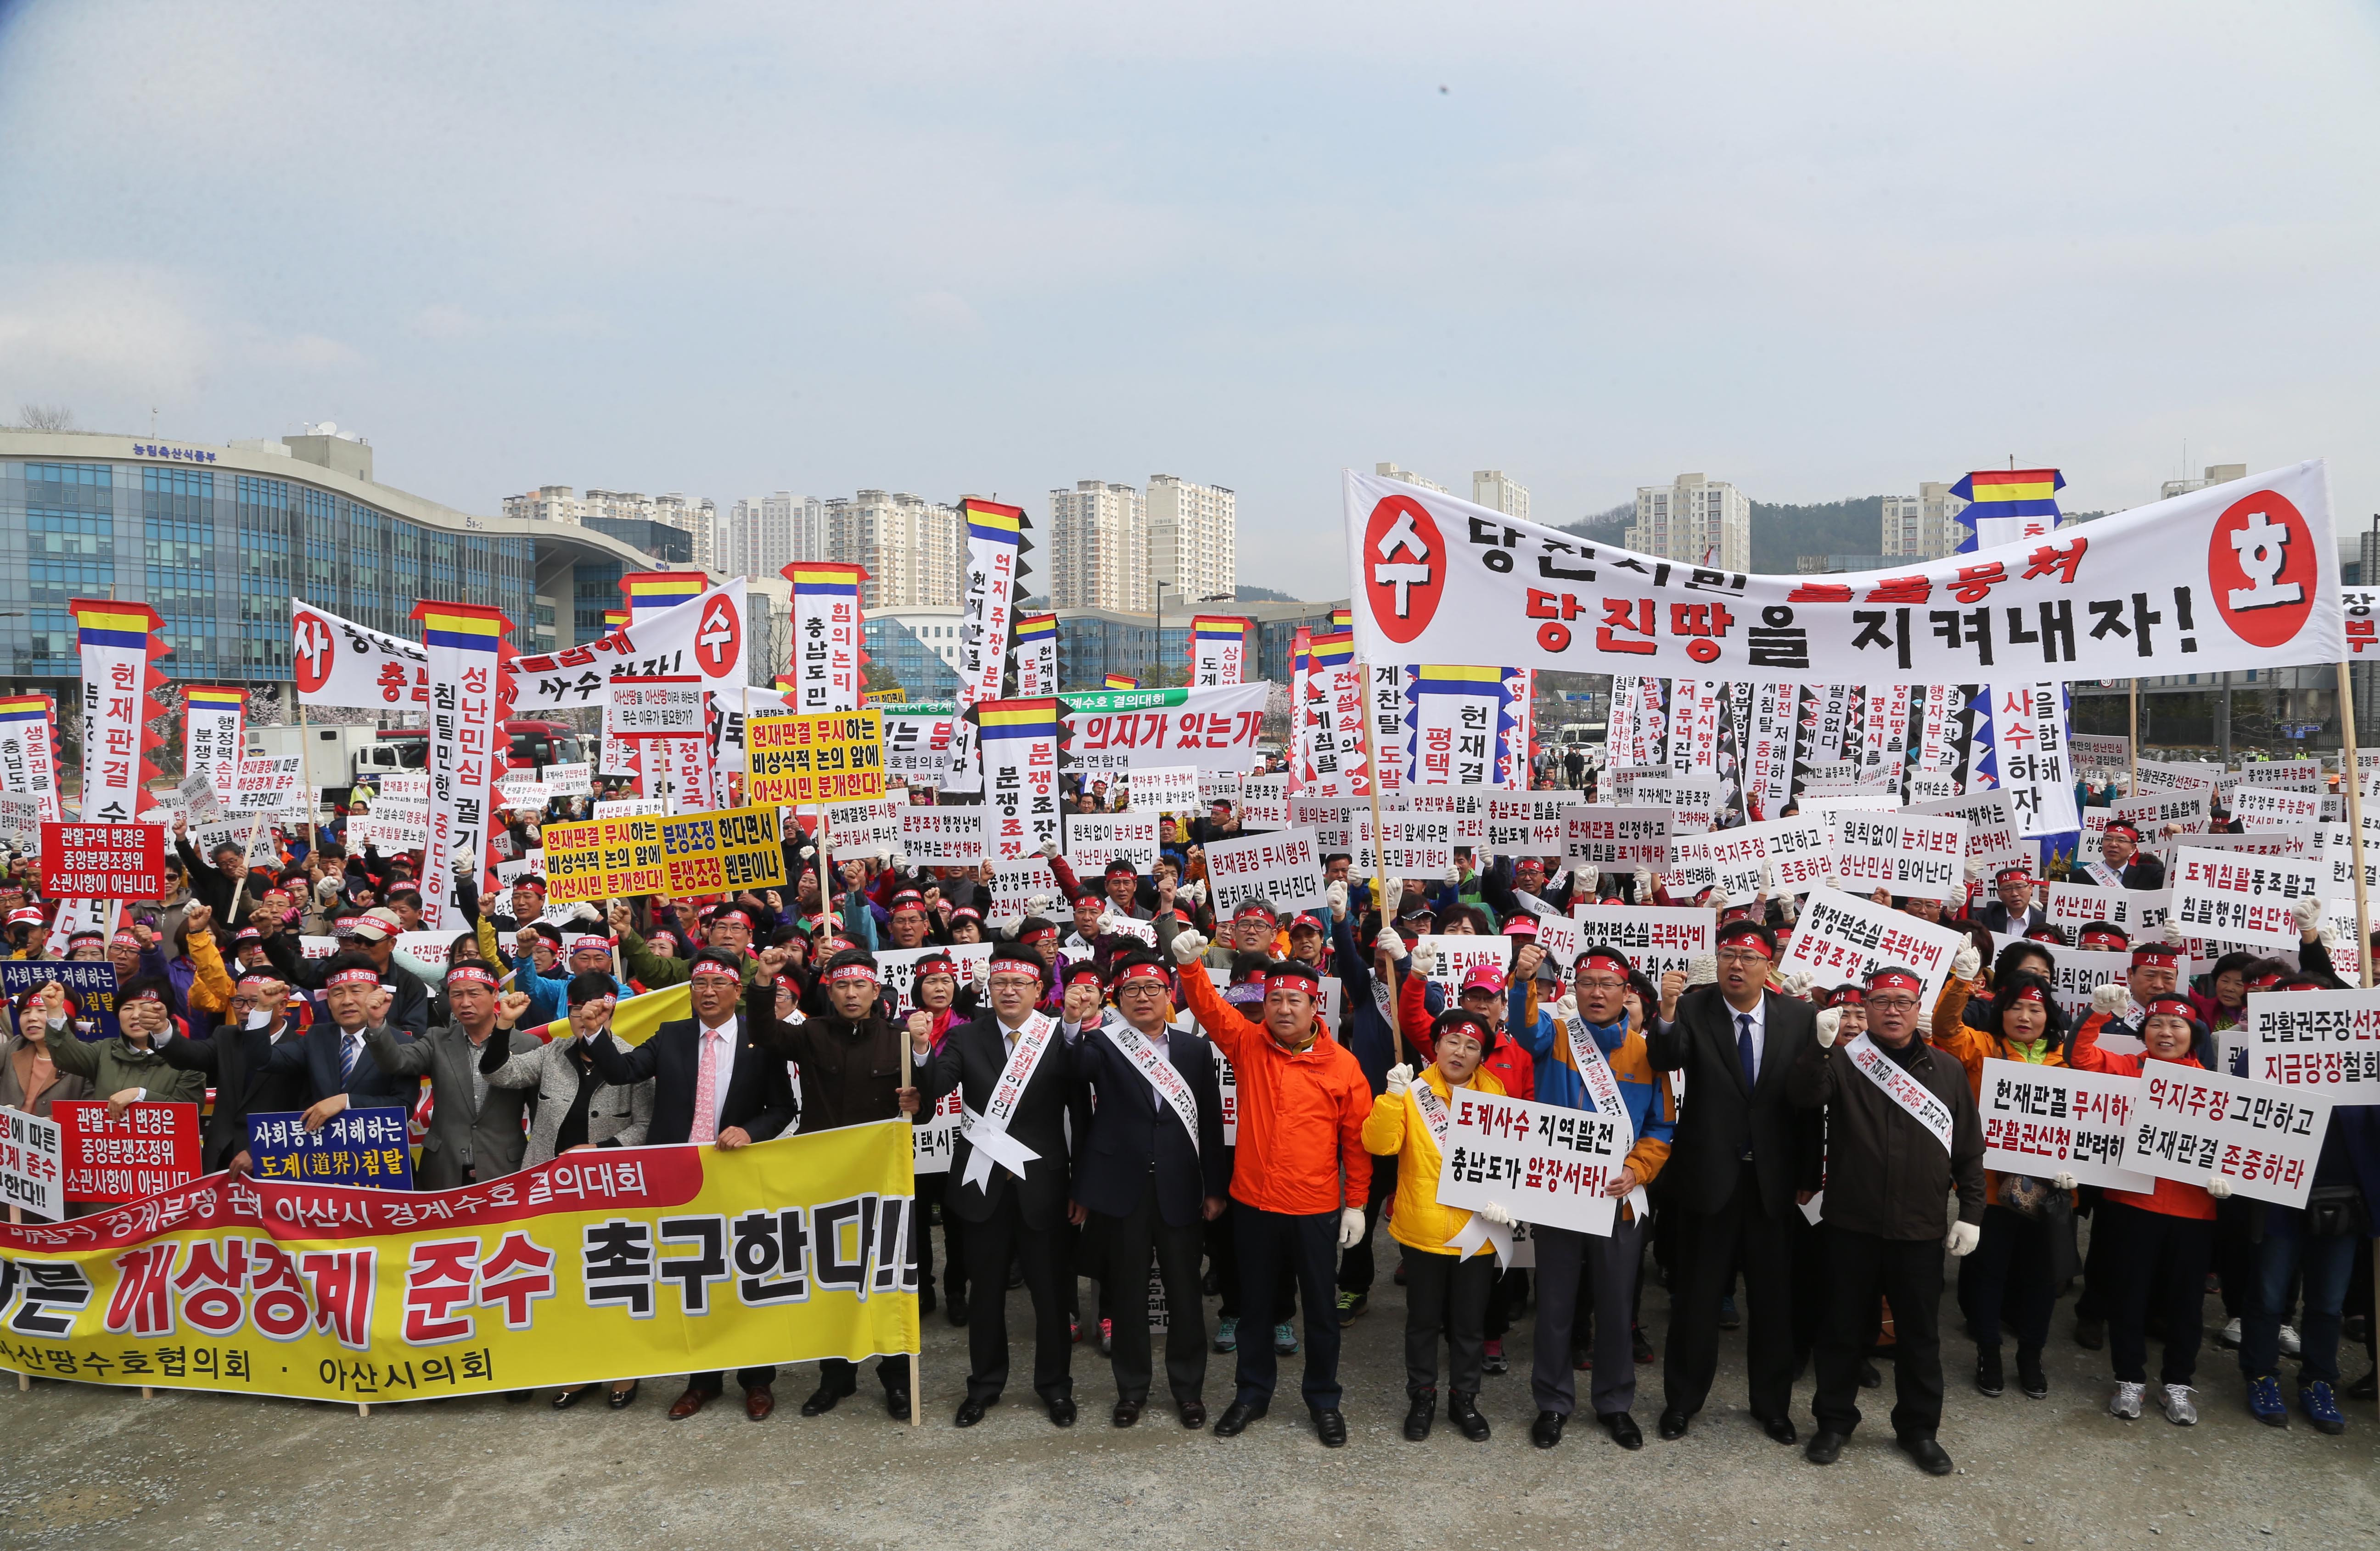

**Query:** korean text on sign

left=746, top=710, right=885, bottom=805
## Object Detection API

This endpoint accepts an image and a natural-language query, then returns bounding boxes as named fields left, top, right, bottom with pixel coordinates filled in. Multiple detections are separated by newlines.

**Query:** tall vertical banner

left=1299, top=634, right=1368, bottom=797
left=0, top=695, right=64, bottom=826
left=1745, top=680, right=1797, bottom=820
left=183, top=686, right=249, bottom=804
left=1667, top=679, right=1726, bottom=774
left=1368, top=663, right=1410, bottom=795
left=1406, top=667, right=1503, bottom=787
left=70, top=600, right=168, bottom=825
left=1951, top=467, right=2064, bottom=553
left=410, top=602, right=511, bottom=928
left=946, top=499, right=1029, bottom=798
left=1860, top=684, right=1912, bottom=788
left=1011, top=612, right=1060, bottom=697
left=1993, top=682, right=2078, bottom=839
left=1287, top=627, right=1313, bottom=795
left=1189, top=616, right=1248, bottom=687
left=1499, top=669, right=1535, bottom=789
left=1912, top=683, right=1968, bottom=792
left=782, top=562, right=867, bottom=714
left=972, top=698, right=1062, bottom=862
left=618, top=573, right=718, bottom=804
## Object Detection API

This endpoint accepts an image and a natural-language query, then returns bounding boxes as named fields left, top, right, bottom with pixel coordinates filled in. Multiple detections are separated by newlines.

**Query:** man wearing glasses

left=152, top=955, right=308, bottom=1176
left=1789, top=964, right=1986, bottom=1475
left=1645, top=919, right=1822, bottom=1445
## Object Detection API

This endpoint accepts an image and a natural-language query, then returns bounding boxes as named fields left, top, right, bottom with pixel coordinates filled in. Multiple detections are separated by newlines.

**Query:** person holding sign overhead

left=1790, top=965, right=1986, bottom=1475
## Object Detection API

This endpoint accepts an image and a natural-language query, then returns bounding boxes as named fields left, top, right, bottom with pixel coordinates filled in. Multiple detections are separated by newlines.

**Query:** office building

left=1627, top=473, right=1750, bottom=570
left=721, top=492, right=826, bottom=580
left=1472, top=470, right=1530, bottom=521
left=2161, top=463, right=2249, bottom=501
left=1048, top=480, right=1148, bottom=613
left=1145, top=473, right=1236, bottom=605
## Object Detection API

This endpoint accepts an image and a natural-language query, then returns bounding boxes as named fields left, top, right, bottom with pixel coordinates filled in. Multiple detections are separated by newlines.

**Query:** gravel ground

left=3, top=1257, right=2374, bottom=1551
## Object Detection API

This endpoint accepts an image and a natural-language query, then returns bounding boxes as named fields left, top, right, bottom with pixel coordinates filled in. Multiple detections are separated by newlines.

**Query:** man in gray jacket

left=483, top=969, right=654, bottom=1168
left=329, top=959, right=541, bottom=1188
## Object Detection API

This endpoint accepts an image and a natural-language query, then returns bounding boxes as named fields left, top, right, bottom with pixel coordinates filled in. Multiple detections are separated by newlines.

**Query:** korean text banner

left=544, top=804, right=784, bottom=904
left=510, top=579, right=752, bottom=714
left=0, top=1124, right=919, bottom=1402
left=783, top=563, right=866, bottom=715
left=292, top=599, right=432, bottom=712
left=410, top=601, right=511, bottom=929
left=1342, top=463, right=2342, bottom=684
left=746, top=710, right=885, bottom=805
left=73, top=599, right=167, bottom=824
left=0, top=695, right=64, bottom=827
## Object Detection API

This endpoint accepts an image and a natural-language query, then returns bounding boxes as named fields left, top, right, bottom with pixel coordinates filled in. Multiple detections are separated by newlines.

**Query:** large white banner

left=292, top=598, right=429, bottom=712
left=73, top=600, right=162, bottom=825
left=2238, top=987, right=2380, bottom=1103
left=1977, top=1058, right=2156, bottom=1192
left=509, top=578, right=751, bottom=713
left=784, top=563, right=866, bottom=715
left=1346, top=463, right=2342, bottom=684
left=1058, top=684, right=1271, bottom=776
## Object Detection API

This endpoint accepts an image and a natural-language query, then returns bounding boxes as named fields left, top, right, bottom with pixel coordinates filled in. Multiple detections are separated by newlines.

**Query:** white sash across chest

left=960, top=1012, right=1057, bottom=1189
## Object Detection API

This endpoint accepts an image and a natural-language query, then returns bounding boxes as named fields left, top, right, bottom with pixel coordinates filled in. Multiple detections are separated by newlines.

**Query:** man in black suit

left=917, top=940, right=1090, bottom=1428
left=1973, top=867, right=2048, bottom=937
left=1645, top=919, right=1821, bottom=1445
left=583, top=949, right=797, bottom=1421
left=1068, top=951, right=1229, bottom=1429
left=2097, top=820, right=2166, bottom=890
left=152, top=950, right=311, bottom=1173
left=247, top=954, right=423, bottom=1114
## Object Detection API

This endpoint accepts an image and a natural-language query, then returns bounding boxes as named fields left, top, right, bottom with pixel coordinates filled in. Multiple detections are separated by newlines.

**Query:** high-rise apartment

left=2160, top=463, right=2248, bottom=501
left=1627, top=473, right=1750, bottom=570
left=722, top=492, right=825, bottom=579
left=1375, top=462, right=1448, bottom=495
left=824, top=490, right=961, bottom=610
left=1145, top=474, right=1236, bottom=605
left=1472, top=470, right=1530, bottom=521
left=1049, top=479, right=1149, bottom=612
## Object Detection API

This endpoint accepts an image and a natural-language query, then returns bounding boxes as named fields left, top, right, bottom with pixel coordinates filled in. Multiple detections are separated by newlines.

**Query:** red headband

left=1020, top=927, right=1058, bottom=944
left=1867, top=970, right=1921, bottom=994
left=1828, top=985, right=1866, bottom=1008
left=2079, top=929, right=2127, bottom=947
left=2009, top=983, right=2046, bottom=1005
left=690, top=961, right=742, bottom=981
left=112, top=929, right=140, bottom=947
left=1116, top=962, right=1170, bottom=989
left=1065, top=965, right=1102, bottom=987
left=326, top=967, right=381, bottom=990
left=822, top=963, right=879, bottom=987
left=1267, top=963, right=1323, bottom=995
left=236, top=972, right=281, bottom=991
left=2144, top=996, right=2194, bottom=1022
left=709, top=908, right=754, bottom=928
left=120, top=985, right=165, bottom=1005
left=446, top=965, right=498, bottom=989
left=2131, top=947, right=2183, bottom=969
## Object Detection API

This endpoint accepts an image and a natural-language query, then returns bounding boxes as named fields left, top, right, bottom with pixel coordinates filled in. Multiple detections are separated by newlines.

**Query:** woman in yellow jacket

left=1930, top=970, right=2070, bottom=1402
left=1364, top=1006, right=1507, bottom=1445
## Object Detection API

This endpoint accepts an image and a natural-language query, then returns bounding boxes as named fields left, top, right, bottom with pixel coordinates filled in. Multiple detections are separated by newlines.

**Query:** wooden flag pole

left=900, top=1028, right=922, bottom=1428
left=2127, top=677, right=2141, bottom=796
left=295, top=695, right=319, bottom=856
left=2336, top=661, right=2372, bottom=990
left=1354, top=660, right=1405, bottom=1064
left=8, top=1206, right=22, bottom=1388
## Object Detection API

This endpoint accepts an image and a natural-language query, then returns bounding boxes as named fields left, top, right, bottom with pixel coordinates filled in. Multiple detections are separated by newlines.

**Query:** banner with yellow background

left=0, top=1122, right=918, bottom=1403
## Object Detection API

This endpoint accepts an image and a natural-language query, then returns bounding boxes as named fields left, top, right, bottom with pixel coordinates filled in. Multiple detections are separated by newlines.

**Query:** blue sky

left=4, top=1, right=2376, bottom=597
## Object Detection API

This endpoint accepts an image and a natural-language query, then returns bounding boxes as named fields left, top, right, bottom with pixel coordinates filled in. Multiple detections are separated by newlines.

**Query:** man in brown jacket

left=1788, top=963, right=1986, bottom=1478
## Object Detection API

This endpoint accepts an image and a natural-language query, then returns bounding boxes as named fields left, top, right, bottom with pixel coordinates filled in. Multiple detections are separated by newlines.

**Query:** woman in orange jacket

left=1933, top=972, right=2068, bottom=1402
left=2068, top=994, right=2223, bottom=1427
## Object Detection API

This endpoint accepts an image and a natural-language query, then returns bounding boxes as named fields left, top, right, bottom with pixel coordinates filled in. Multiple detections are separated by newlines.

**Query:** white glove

left=1327, top=878, right=1348, bottom=923
left=1814, top=1007, right=1842, bottom=1049
left=1763, top=861, right=1782, bottom=894
left=1169, top=929, right=1208, bottom=966
left=1411, top=941, right=1437, bottom=976
left=2206, top=1173, right=2234, bottom=1201
left=1632, top=865, right=1654, bottom=900
left=2292, top=896, right=2324, bottom=933
left=1577, top=868, right=1600, bottom=898
left=2052, top=1171, right=2077, bottom=1191
left=1444, top=865, right=1461, bottom=886
left=1951, top=944, right=1982, bottom=981
left=1385, top=1062, right=1414, bottom=1095
left=1963, top=856, right=1986, bottom=884
left=1183, top=880, right=1207, bottom=905
left=314, top=877, right=343, bottom=906
left=2091, top=983, right=2133, bottom=1019
left=1552, top=993, right=1578, bottom=1023
left=1779, top=893, right=1800, bottom=926
left=1097, top=910, right=1129, bottom=937
left=890, top=850, right=910, bottom=872
left=1026, top=893, right=1056, bottom=918
left=1337, top=1206, right=1367, bottom=1250
left=1685, top=952, right=1717, bottom=988
left=1820, top=874, right=1842, bottom=893
left=571, top=903, right=604, bottom=926
left=1381, top=877, right=1403, bottom=918
left=1038, top=839, right=1061, bottom=859
left=1778, top=969, right=1815, bottom=1000
left=877, top=844, right=896, bottom=862
left=1478, top=1201, right=1515, bottom=1228
left=1944, top=1220, right=1981, bottom=1258
left=2163, top=918, right=2188, bottom=947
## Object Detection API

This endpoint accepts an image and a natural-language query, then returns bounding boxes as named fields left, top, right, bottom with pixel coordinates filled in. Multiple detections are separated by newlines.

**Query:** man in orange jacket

left=1172, top=930, right=1373, bottom=1448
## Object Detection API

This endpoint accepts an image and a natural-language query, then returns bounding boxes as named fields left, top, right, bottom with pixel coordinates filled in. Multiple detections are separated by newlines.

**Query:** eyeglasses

left=1716, top=950, right=1769, bottom=966
left=1575, top=978, right=1628, bottom=993
left=1865, top=995, right=1918, bottom=1013
left=987, top=974, right=1041, bottom=990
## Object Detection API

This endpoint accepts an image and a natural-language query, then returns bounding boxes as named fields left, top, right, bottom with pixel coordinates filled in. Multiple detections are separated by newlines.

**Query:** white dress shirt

left=1728, top=994, right=1768, bottom=1084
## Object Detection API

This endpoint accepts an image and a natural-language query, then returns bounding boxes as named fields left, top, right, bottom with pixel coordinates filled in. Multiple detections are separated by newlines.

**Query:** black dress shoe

left=1805, top=1429, right=1847, bottom=1465
left=886, top=1388, right=912, bottom=1421
left=1048, top=1396, right=1078, bottom=1428
left=1975, top=1347, right=2004, bottom=1398
left=1859, top=1359, right=1883, bottom=1388
left=1601, top=1411, right=1644, bottom=1450
left=948, top=1302, right=970, bottom=1327
left=605, top=1381, right=640, bottom=1411
left=1112, top=1399, right=1142, bottom=1428
left=1179, top=1399, right=1207, bottom=1430
left=1763, top=1415, right=1798, bottom=1446
left=1312, top=1407, right=1348, bottom=1448
left=550, top=1385, right=589, bottom=1411
left=800, top=1384, right=849, bottom=1417
left=1656, top=1407, right=1690, bottom=1440
left=1213, top=1399, right=1267, bottom=1437
left=505, top=1389, right=533, bottom=1403
left=1898, top=1434, right=1953, bottom=1476
left=1448, top=1393, right=1490, bottom=1442
left=954, top=1397, right=989, bottom=1427
left=1403, top=1392, right=1436, bottom=1442
left=1531, top=1410, right=1566, bottom=1449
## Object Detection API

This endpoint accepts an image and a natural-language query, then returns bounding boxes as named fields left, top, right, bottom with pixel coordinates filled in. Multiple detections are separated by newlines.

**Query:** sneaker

left=1718, top=1294, right=1741, bottom=1331
left=2158, top=1384, right=2198, bottom=1426
left=2246, top=1373, right=2290, bottom=1427
left=1213, top=1316, right=1238, bottom=1354
left=1098, top=1317, right=1113, bottom=1356
left=1274, top=1321, right=1298, bottom=1356
left=1336, top=1290, right=1368, bottom=1322
left=2108, top=1380, right=2145, bottom=1420
left=2217, top=1316, right=2243, bottom=1350
left=1482, top=1339, right=1509, bottom=1376
left=2300, top=1381, right=2346, bottom=1435
left=1069, top=1315, right=1083, bottom=1344
left=2279, top=1324, right=2302, bottom=1358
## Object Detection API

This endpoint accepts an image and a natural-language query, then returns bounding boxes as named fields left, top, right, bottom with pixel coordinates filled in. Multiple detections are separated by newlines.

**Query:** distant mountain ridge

left=1559, top=495, right=1890, bottom=572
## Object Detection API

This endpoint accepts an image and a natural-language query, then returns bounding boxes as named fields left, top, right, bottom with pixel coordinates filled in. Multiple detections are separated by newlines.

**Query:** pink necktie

left=691, top=1027, right=722, bottom=1143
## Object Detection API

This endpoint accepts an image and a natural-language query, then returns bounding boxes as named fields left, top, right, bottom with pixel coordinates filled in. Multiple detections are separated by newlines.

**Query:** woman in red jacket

left=2068, top=994, right=2225, bottom=1427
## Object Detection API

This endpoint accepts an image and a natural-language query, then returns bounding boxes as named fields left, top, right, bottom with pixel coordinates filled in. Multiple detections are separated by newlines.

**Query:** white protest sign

left=1627, top=776, right=1724, bottom=836
left=2231, top=786, right=2323, bottom=828
left=1904, top=790, right=2028, bottom=872
left=0, top=793, right=43, bottom=853
left=494, top=852, right=546, bottom=886
left=592, top=796, right=667, bottom=819
left=1560, top=807, right=1671, bottom=871
left=1797, top=792, right=1904, bottom=815
left=191, top=815, right=276, bottom=868
left=1977, top=1058, right=2156, bottom=1192
left=2238, top=987, right=2380, bottom=1103
left=1830, top=811, right=1967, bottom=902
left=1198, top=770, right=1244, bottom=809
left=826, top=797, right=903, bottom=862
left=495, top=778, right=553, bottom=812
left=1569, top=902, right=1715, bottom=982
left=1202, top=827, right=1328, bottom=919
left=230, top=757, right=305, bottom=813
left=2134, top=758, right=2220, bottom=793
left=1238, top=776, right=1289, bottom=830
left=985, top=858, right=1061, bottom=922
left=915, top=1090, right=963, bottom=1175
left=2246, top=758, right=2325, bottom=792
left=1907, top=773, right=1959, bottom=803
left=1415, top=934, right=1512, bottom=999
left=1778, top=886, right=1967, bottom=1010
left=2135, top=1065, right=2333, bottom=1209
left=1128, top=765, right=1201, bottom=813
left=1402, top=787, right=1489, bottom=848
left=1064, top=812, right=1161, bottom=872
left=899, top=806, right=985, bottom=866
left=0, top=1106, right=64, bottom=1222
left=370, top=771, right=430, bottom=803
left=542, top=762, right=593, bottom=798
left=2039, top=883, right=2169, bottom=939
left=1434, top=1087, right=1628, bottom=1237
left=1529, top=912, right=1582, bottom=970
left=1694, top=813, right=1833, bottom=904
left=2169, top=846, right=2323, bottom=952
left=1486, top=791, right=1575, bottom=857
left=606, top=676, right=709, bottom=739
left=395, top=931, right=456, bottom=972
left=175, top=772, right=223, bottom=824
left=298, top=934, right=339, bottom=960
left=2071, top=734, right=2130, bottom=777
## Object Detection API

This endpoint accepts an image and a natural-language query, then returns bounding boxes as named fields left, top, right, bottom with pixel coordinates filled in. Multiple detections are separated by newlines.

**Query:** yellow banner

left=746, top=710, right=885, bottom=805
left=0, top=1124, right=918, bottom=1402
left=542, top=803, right=783, bottom=904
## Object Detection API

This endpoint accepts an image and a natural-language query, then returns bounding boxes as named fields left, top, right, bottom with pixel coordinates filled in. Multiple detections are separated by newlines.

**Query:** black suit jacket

left=582, top=1012, right=796, bottom=1147
left=1069, top=1018, right=1228, bottom=1228
left=918, top=1013, right=1088, bottom=1231
left=261, top=1020, right=422, bottom=1111
left=1644, top=987, right=1823, bottom=1220
left=1975, top=900, right=2047, bottom=937
left=159, top=1022, right=313, bottom=1170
